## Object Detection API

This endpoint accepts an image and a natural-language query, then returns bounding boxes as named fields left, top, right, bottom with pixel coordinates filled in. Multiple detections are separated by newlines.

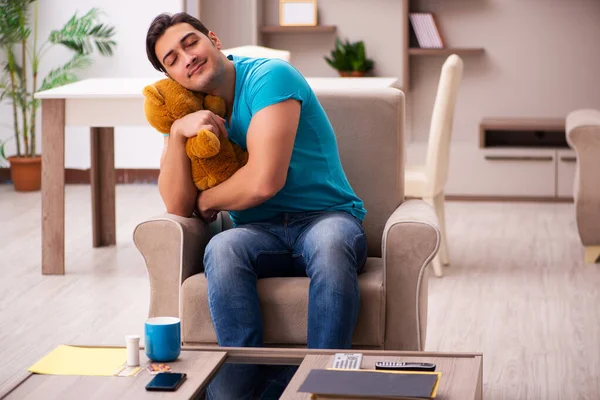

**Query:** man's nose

left=185, top=54, right=197, bottom=67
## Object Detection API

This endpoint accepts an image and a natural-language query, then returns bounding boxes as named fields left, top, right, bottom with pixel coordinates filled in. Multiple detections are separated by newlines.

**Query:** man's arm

left=157, top=109, right=228, bottom=217
left=157, top=133, right=198, bottom=217
left=197, top=98, right=301, bottom=213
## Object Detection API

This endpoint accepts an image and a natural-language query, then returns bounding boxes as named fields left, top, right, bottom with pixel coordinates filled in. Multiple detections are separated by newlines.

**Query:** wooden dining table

left=34, top=76, right=401, bottom=275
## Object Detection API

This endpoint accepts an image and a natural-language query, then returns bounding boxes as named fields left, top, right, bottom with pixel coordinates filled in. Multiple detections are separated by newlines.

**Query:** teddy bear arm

left=186, top=130, right=221, bottom=159
left=190, top=137, right=242, bottom=189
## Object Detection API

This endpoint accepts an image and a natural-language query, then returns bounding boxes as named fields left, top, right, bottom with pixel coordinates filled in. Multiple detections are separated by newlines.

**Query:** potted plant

left=0, top=1, right=117, bottom=191
left=324, top=37, right=375, bottom=77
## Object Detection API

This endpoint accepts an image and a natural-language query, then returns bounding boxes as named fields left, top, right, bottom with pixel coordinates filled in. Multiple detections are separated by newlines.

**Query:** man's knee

left=204, top=228, right=250, bottom=279
left=205, top=229, right=236, bottom=259
left=305, top=213, right=367, bottom=264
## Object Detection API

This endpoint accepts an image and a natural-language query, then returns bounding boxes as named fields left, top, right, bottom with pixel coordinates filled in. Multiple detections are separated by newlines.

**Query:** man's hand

left=196, top=191, right=219, bottom=223
left=171, top=109, right=228, bottom=139
left=197, top=208, right=219, bottom=224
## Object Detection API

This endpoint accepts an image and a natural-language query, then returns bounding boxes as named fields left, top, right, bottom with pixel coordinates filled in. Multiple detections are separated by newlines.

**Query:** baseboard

left=0, top=168, right=160, bottom=184
left=444, top=194, right=573, bottom=203
left=404, top=194, right=574, bottom=203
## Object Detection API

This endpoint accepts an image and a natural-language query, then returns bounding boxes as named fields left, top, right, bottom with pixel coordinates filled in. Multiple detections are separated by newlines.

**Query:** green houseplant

left=0, top=0, right=117, bottom=191
left=324, top=37, right=375, bottom=77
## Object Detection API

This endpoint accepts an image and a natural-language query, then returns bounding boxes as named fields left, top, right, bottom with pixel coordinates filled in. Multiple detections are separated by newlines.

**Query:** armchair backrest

left=314, top=87, right=405, bottom=257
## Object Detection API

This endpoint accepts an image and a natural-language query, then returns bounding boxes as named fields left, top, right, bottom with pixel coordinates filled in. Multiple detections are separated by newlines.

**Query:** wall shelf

left=260, top=25, right=337, bottom=34
left=403, top=0, right=486, bottom=90
left=409, top=47, right=485, bottom=56
left=479, top=118, right=567, bottom=148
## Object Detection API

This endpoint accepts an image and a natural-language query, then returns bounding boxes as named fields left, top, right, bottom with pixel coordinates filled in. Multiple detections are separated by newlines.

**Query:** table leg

left=90, top=127, right=116, bottom=247
left=475, top=356, right=483, bottom=400
left=41, top=99, right=66, bottom=275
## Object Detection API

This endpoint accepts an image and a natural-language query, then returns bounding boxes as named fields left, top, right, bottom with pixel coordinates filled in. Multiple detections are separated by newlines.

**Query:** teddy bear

left=142, top=78, right=248, bottom=191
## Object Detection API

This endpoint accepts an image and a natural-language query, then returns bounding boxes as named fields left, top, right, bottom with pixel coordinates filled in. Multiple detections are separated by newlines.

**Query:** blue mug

left=145, top=317, right=181, bottom=362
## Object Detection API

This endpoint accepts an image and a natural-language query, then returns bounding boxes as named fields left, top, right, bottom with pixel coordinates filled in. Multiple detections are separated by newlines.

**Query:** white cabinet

left=406, top=142, right=575, bottom=199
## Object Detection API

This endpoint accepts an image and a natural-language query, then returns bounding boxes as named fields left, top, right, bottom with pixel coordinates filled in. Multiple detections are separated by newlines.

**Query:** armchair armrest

left=566, top=108, right=600, bottom=146
left=566, top=110, right=600, bottom=247
left=133, top=213, right=216, bottom=319
left=382, top=199, right=441, bottom=351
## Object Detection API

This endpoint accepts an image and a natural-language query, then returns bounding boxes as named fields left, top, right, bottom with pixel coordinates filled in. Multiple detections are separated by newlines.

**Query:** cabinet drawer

left=557, top=150, right=576, bottom=198
left=479, top=149, right=556, bottom=197
left=441, top=144, right=556, bottom=196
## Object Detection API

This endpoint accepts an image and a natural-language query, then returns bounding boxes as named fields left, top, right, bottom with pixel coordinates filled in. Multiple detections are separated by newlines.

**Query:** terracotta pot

left=338, top=70, right=366, bottom=77
left=7, top=155, right=42, bottom=192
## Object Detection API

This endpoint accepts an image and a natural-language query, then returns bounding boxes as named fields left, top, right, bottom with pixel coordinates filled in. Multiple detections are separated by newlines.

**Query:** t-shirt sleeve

left=246, top=59, right=309, bottom=115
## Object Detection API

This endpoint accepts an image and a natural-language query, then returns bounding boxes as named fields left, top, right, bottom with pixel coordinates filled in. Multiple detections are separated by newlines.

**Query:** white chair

left=405, top=54, right=464, bottom=278
left=221, top=45, right=291, bottom=62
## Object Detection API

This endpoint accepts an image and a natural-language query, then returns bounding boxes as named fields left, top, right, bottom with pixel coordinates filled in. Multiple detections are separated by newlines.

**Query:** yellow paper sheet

left=28, top=345, right=127, bottom=376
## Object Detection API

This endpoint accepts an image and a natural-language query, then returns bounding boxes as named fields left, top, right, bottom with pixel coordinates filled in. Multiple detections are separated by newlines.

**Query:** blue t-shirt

left=225, top=54, right=366, bottom=226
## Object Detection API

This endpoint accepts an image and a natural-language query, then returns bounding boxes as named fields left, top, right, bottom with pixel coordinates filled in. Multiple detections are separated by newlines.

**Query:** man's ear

left=208, top=31, right=222, bottom=50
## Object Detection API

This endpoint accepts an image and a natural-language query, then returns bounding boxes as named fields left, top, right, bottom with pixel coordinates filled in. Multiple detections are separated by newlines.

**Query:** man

left=146, top=12, right=367, bottom=398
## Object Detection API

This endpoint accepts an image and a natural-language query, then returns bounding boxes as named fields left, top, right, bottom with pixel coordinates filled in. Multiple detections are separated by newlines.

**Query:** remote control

left=332, top=353, right=363, bottom=370
left=375, top=361, right=436, bottom=372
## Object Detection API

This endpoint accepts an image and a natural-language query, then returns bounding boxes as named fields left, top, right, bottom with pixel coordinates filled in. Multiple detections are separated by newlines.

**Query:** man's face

left=155, top=23, right=224, bottom=91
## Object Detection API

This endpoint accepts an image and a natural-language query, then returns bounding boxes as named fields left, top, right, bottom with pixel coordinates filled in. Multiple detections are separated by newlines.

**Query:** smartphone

left=145, top=372, right=187, bottom=391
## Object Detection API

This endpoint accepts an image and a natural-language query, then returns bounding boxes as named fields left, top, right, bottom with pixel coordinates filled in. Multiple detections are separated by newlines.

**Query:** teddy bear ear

left=142, top=84, right=165, bottom=106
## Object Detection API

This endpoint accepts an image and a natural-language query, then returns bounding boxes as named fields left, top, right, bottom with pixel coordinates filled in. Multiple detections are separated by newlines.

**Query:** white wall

left=5, top=1, right=598, bottom=172
left=0, top=0, right=182, bottom=169
left=200, top=0, right=405, bottom=80
left=262, top=0, right=405, bottom=79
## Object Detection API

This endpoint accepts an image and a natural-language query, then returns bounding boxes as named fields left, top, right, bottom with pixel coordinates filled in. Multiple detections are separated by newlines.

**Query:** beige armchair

left=133, top=87, right=441, bottom=351
left=566, top=109, right=600, bottom=264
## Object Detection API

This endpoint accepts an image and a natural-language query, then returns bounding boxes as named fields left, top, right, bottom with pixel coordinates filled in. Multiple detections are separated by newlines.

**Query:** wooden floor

left=0, top=184, right=598, bottom=399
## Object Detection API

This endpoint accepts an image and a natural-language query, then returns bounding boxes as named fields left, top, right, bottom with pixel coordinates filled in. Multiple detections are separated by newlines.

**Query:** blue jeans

left=204, top=211, right=367, bottom=399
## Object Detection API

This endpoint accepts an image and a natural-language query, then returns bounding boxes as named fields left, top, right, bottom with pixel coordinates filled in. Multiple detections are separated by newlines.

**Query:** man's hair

left=146, top=12, right=210, bottom=73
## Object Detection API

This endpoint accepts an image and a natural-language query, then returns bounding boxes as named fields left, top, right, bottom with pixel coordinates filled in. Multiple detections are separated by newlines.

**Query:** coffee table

left=3, top=347, right=482, bottom=399
left=281, top=352, right=483, bottom=399
left=3, top=349, right=226, bottom=399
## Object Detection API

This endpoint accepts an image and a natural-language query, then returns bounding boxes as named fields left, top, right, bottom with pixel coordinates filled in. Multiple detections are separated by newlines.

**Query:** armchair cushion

left=180, top=258, right=385, bottom=346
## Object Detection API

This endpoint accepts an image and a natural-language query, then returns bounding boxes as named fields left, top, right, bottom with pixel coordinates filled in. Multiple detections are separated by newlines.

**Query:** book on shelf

left=409, top=13, right=444, bottom=49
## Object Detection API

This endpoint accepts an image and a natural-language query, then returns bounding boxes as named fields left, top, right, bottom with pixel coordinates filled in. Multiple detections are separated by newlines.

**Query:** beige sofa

left=133, top=87, right=441, bottom=351
left=566, top=109, right=600, bottom=264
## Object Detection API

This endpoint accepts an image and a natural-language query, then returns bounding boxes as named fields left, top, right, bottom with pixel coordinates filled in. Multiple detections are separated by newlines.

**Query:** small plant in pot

left=324, top=37, right=374, bottom=77
left=0, top=1, right=117, bottom=191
